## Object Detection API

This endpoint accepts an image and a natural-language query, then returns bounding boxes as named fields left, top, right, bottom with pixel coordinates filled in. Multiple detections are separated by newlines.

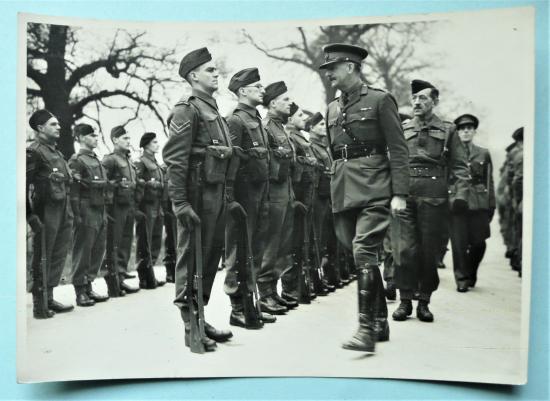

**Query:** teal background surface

left=1, top=1, right=548, bottom=399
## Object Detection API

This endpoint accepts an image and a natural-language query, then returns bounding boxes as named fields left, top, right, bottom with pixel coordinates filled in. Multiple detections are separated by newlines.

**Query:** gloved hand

left=451, top=199, right=469, bottom=214
left=176, top=204, right=201, bottom=228
left=227, top=200, right=247, bottom=219
left=293, top=201, right=308, bottom=214
left=28, top=214, right=43, bottom=233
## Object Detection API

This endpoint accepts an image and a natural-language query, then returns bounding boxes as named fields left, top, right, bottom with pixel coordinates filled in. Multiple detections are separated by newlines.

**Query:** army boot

left=75, top=285, right=95, bottom=307
left=272, top=283, right=298, bottom=309
left=32, top=291, right=54, bottom=319
left=342, top=266, right=377, bottom=353
left=165, top=263, right=175, bottom=283
left=417, top=300, right=434, bottom=322
left=104, top=274, right=126, bottom=297
left=372, top=267, right=390, bottom=342
left=86, top=282, right=109, bottom=303
left=259, top=281, right=287, bottom=314
left=47, top=287, right=74, bottom=313
left=392, top=299, right=413, bottom=321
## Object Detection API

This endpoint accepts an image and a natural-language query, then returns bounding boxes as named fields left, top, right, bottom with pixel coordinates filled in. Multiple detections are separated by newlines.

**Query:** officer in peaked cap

left=26, top=110, right=75, bottom=318
left=163, top=47, right=234, bottom=351
left=134, top=132, right=166, bottom=290
left=320, top=43, right=410, bottom=353
left=223, top=67, right=277, bottom=328
left=391, top=80, right=470, bottom=323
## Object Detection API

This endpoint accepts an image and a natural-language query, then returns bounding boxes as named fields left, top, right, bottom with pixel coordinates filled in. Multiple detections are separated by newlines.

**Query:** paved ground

left=18, top=220, right=527, bottom=384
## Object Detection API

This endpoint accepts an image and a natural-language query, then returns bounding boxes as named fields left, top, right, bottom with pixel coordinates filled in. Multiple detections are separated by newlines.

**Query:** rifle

left=39, top=227, right=49, bottom=315
left=236, top=210, right=263, bottom=328
left=310, top=202, right=326, bottom=288
left=105, top=205, right=123, bottom=297
left=297, top=208, right=313, bottom=303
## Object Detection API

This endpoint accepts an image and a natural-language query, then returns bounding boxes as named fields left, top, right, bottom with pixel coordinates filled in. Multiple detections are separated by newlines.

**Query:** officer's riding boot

left=75, top=285, right=95, bottom=307
left=86, top=282, right=109, bottom=302
left=392, top=292, right=413, bottom=321
left=165, top=263, right=175, bottom=283
left=372, top=267, right=390, bottom=342
left=32, top=290, right=54, bottom=319
left=47, top=287, right=74, bottom=313
left=104, top=274, right=126, bottom=297
left=342, top=266, right=376, bottom=352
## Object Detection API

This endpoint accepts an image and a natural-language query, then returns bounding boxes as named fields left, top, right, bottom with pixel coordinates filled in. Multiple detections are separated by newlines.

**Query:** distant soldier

left=449, top=114, right=496, bottom=292
left=508, top=127, right=523, bottom=276
left=320, top=44, right=409, bottom=352
left=26, top=110, right=75, bottom=318
left=163, top=47, right=234, bottom=351
left=308, top=112, right=342, bottom=289
left=257, top=81, right=297, bottom=315
left=160, top=163, right=176, bottom=283
left=392, top=80, right=470, bottom=323
left=69, top=124, right=110, bottom=307
left=134, top=132, right=166, bottom=289
left=101, top=126, right=140, bottom=296
left=223, top=67, right=276, bottom=328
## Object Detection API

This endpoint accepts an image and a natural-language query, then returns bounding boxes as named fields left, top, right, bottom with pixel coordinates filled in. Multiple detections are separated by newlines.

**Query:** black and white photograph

left=17, top=7, right=533, bottom=384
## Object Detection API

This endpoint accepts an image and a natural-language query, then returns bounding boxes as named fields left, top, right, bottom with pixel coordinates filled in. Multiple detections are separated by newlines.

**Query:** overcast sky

left=30, top=7, right=533, bottom=174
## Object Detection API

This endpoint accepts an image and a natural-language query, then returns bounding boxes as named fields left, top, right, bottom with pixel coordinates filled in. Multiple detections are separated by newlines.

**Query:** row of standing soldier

left=26, top=42, right=518, bottom=355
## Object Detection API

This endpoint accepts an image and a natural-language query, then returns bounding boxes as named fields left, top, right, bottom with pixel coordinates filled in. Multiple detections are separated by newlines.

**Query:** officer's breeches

left=333, top=199, right=390, bottom=267
left=31, top=199, right=73, bottom=288
left=393, top=198, right=448, bottom=299
left=224, top=181, right=269, bottom=297
left=258, top=180, right=293, bottom=295
left=71, top=204, right=106, bottom=286
left=174, top=183, right=225, bottom=312
left=136, top=203, right=163, bottom=272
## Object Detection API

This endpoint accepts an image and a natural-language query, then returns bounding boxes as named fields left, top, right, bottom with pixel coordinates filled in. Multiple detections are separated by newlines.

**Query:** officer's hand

left=28, top=214, right=43, bottom=233
left=452, top=199, right=469, bottom=214
left=176, top=204, right=201, bottom=228
left=227, top=201, right=247, bottom=219
left=390, top=195, right=407, bottom=217
left=293, top=201, right=308, bottom=214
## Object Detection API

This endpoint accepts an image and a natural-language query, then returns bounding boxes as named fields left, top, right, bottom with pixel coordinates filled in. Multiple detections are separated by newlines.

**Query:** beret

left=29, top=109, right=54, bottom=131
left=263, top=81, right=288, bottom=106
left=454, top=114, right=479, bottom=129
left=319, top=43, right=368, bottom=69
left=512, top=127, right=523, bottom=141
left=139, top=132, right=156, bottom=148
left=110, top=125, right=127, bottom=140
left=289, top=102, right=299, bottom=117
left=228, top=68, right=260, bottom=93
left=73, top=123, right=95, bottom=138
left=411, top=79, right=439, bottom=96
left=179, top=47, right=212, bottom=79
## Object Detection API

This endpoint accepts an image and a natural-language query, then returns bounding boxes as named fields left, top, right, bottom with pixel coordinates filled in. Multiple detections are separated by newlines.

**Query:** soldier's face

left=458, top=125, right=476, bottom=143
left=38, top=117, right=61, bottom=140
left=411, top=88, right=437, bottom=117
left=311, top=120, right=326, bottom=136
left=289, top=109, right=307, bottom=130
left=241, top=82, right=265, bottom=105
left=114, top=133, right=131, bottom=151
left=272, top=94, right=291, bottom=116
left=324, top=62, right=352, bottom=90
left=193, top=61, right=219, bottom=91
left=146, top=138, right=160, bottom=153
left=81, top=132, right=99, bottom=149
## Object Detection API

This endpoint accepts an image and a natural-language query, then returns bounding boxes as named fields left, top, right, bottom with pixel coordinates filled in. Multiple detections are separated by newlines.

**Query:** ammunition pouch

left=203, top=145, right=233, bottom=184
left=245, top=146, right=269, bottom=183
left=269, top=147, right=293, bottom=183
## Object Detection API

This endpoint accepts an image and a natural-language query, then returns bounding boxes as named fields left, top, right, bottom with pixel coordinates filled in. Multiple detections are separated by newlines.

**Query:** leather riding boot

left=86, top=283, right=109, bottom=302
left=372, top=267, right=389, bottom=342
left=32, top=291, right=54, bottom=319
left=342, top=266, right=376, bottom=352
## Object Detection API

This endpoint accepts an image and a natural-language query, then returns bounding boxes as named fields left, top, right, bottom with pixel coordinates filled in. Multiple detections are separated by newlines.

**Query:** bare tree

left=27, top=23, right=180, bottom=158
left=242, top=22, right=436, bottom=106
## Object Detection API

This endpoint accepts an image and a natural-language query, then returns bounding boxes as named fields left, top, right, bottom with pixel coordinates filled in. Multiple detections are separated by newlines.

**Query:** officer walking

left=135, top=132, right=167, bottom=289
left=223, top=67, right=276, bottom=328
left=449, top=114, right=496, bottom=292
left=26, top=109, right=75, bottom=318
left=319, top=44, right=409, bottom=352
left=256, top=81, right=296, bottom=315
left=392, top=80, right=470, bottom=322
left=162, top=47, right=234, bottom=351
left=69, top=124, right=110, bottom=307
left=101, top=126, right=140, bottom=296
